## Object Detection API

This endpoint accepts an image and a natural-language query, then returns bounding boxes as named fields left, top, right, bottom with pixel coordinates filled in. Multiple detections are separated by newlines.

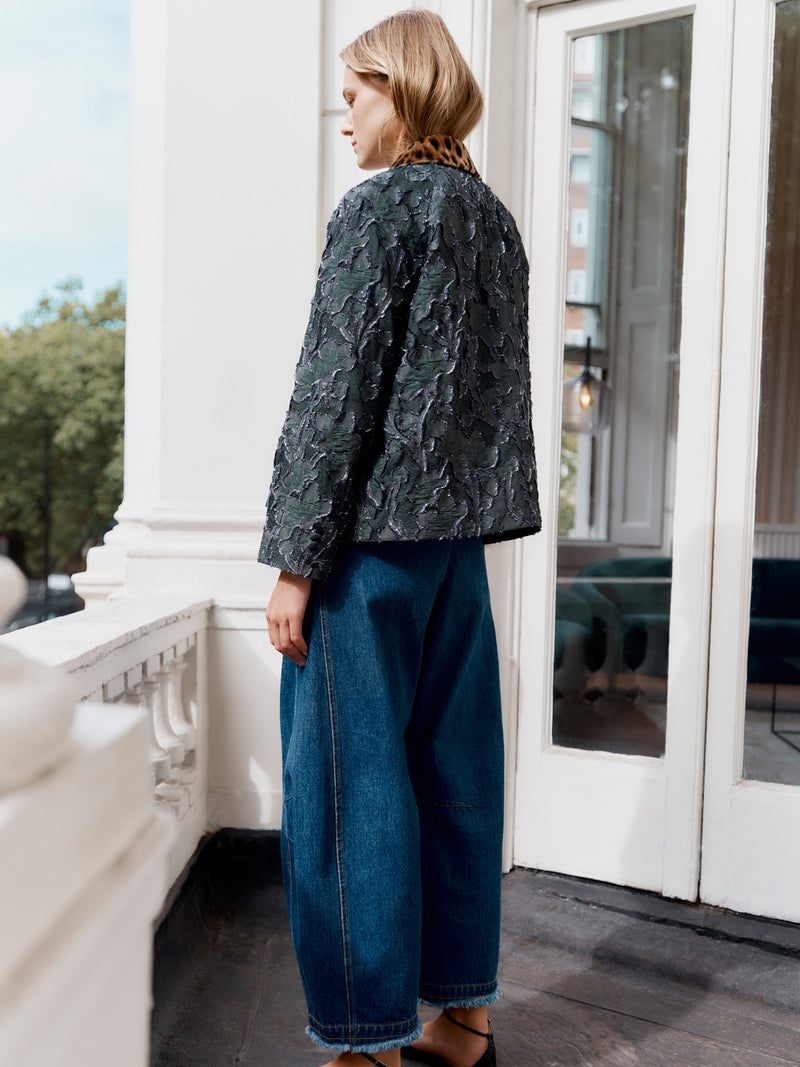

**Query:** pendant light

left=562, top=338, right=611, bottom=434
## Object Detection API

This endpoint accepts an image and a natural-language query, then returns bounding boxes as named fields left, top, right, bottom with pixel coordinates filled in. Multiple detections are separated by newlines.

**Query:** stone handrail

left=0, top=559, right=189, bottom=1065
left=0, top=591, right=212, bottom=892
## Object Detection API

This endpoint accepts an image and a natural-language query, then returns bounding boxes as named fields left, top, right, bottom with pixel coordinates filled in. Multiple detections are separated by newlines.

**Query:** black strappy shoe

left=402, top=1008, right=496, bottom=1066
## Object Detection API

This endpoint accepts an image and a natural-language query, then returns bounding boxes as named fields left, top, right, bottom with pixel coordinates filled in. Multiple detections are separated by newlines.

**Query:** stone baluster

left=146, top=653, right=185, bottom=767
left=154, top=764, right=189, bottom=815
left=152, top=650, right=195, bottom=794
left=166, top=637, right=197, bottom=762
left=136, top=667, right=188, bottom=815
left=129, top=678, right=171, bottom=786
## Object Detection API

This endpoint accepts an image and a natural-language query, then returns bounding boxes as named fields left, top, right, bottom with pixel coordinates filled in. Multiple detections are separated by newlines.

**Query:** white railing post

left=165, top=638, right=197, bottom=756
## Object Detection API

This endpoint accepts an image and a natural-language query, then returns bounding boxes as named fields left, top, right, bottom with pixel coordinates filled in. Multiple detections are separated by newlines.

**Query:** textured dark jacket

left=258, top=137, right=541, bottom=580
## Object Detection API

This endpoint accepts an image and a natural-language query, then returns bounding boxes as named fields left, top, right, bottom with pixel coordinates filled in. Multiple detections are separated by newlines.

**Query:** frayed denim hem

left=305, top=1020, right=424, bottom=1054
left=418, top=986, right=502, bottom=1009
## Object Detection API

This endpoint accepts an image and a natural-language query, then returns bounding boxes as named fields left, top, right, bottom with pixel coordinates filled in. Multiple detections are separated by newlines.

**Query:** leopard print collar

left=391, top=135, right=481, bottom=179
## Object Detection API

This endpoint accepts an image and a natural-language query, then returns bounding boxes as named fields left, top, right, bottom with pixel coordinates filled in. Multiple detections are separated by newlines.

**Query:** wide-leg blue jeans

left=279, top=537, right=504, bottom=1055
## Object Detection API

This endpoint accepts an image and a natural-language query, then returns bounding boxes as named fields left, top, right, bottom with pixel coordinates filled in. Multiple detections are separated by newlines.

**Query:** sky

left=0, top=0, right=129, bottom=330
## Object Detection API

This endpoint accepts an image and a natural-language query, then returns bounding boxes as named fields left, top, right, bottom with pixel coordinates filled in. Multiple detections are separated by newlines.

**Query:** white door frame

left=513, top=0, right=734, bottom=898
left=701, top=0, right=800, bottom=924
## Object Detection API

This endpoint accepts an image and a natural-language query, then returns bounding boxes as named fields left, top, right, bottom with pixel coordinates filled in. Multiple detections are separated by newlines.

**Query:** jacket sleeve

left=257, top=190, right=414, bottom=579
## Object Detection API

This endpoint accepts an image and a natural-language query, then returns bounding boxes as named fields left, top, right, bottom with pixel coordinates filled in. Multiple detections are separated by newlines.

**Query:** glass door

left=703, top=0, right=800, bottom=923
left=555, top=17, right=690, bottom=759
left=516, top=0, right=733, bottom=897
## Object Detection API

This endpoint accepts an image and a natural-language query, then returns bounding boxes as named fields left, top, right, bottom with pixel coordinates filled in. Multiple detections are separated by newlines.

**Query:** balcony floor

left=151, top=831, right=800, bottom=1066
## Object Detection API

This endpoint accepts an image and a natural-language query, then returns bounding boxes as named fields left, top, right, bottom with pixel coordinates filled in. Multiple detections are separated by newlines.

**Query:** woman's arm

left=258, top=186, right=416, bottom=581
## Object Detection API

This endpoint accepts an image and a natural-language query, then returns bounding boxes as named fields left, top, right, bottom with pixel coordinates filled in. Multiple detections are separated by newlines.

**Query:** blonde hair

left=340, top=9, right=483, bottom=152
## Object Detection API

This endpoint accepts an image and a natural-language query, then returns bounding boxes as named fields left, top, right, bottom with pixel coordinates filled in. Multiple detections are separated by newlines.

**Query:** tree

left=0, top=279, right=125, bottom=577
left=559, top=430, right=579, bottom=537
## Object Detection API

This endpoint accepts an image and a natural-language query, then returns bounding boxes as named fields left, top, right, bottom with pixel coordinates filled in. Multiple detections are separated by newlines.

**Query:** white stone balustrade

left=0, top=559, right=177, bottom=1066
left=0, top=592, right=212, bottom=891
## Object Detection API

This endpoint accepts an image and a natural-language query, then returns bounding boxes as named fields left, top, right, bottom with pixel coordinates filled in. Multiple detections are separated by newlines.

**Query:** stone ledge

left=0, top=703, right=156, bottom=987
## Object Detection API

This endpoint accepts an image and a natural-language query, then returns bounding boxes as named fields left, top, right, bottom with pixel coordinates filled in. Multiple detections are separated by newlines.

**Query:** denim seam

left=283, top=663, right=299, bottom=836
left=319, top=585, right=355, bottom=1039
left=420, top=981, right=497, bottom=989
left=307, top=1014, right=419, bottom=1031
left=306, top=1020, right=424, bottom=1055
left=418, top=990, right=501, bottom=1009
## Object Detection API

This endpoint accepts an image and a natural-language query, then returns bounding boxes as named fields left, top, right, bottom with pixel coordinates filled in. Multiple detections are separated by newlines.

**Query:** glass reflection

left=553, top=17, right=692, bottom=756
left=743, top=0, right=800, bottom=787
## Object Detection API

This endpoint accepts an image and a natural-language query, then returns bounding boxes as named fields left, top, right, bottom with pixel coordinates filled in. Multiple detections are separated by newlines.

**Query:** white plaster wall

left=206, top=607, right=283, bottom=830
left=123, top=0, right=322, bottom=520
left=159, top=2, right=319, bottom=509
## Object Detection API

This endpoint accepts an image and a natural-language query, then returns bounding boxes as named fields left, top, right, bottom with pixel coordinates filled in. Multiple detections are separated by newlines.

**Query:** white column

left=75, top=0, right=324, bottom=829
left=78, top=0, right=323, bottom=608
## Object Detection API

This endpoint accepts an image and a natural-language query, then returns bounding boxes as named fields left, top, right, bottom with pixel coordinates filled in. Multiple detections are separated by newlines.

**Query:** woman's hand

left=266, top=570, right=313, bottom=666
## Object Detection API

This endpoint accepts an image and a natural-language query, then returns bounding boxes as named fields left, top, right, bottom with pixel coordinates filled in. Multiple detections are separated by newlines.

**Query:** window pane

left=743, top=0, right=800, bottom=786
left=554, top=17, right=691, bottom=757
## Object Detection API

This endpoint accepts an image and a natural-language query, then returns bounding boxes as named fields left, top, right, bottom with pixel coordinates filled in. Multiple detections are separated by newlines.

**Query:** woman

left=260, top=11, right=540, bottom=1067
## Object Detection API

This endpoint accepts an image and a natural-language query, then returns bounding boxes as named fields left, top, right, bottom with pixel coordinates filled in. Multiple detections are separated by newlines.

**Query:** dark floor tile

left=150, top=831, right=800, bottom=1067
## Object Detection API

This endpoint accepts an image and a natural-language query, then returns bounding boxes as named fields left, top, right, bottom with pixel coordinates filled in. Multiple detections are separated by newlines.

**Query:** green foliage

left=559, top=430, right=578, bottom=537
left=0, top=279, right=125, bottom=577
